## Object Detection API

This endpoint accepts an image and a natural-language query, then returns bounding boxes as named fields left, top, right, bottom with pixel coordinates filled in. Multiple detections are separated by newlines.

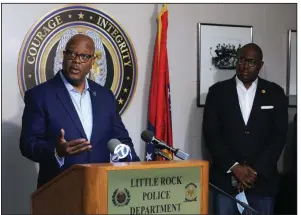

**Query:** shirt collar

left=59, top=70, right=89, bottom=92
left=235, top=75, right=258, bottom=90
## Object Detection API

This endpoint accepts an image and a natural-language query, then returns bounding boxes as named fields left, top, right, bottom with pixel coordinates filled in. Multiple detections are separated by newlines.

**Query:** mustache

left=239, top=69, right=250, bottom=74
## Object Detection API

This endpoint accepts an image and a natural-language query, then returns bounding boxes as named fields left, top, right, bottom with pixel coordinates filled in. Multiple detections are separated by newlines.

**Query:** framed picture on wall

left=197, top=23, right=253, bottom=107
left=286, top=29, right=297, bottom=107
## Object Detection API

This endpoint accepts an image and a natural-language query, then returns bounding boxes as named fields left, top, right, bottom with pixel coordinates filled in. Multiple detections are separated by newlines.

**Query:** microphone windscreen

left=141, top=130, right=154, bottom=143
left=107, top=139, right=122, bottom=153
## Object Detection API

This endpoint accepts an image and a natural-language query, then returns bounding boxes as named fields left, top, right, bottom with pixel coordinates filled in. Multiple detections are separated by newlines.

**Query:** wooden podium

left=31, top=160, right=209, bottom=214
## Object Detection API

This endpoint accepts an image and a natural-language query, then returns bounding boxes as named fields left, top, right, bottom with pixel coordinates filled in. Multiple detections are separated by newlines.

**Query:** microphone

left=154, top=148, right=172, bottom=160
left=107, top=139, right=132, bottom=162
left=141, top=130, right=189, bottom=160
left=209, top=183, right=262, bottom=215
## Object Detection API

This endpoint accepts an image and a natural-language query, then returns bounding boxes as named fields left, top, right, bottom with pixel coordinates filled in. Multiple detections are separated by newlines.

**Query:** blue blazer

left=20, top=71, right=140, bottom=188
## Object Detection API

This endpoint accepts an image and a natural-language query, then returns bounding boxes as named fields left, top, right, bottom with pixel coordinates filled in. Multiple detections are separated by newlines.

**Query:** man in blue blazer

left=20, top=34, right=140, bottom=188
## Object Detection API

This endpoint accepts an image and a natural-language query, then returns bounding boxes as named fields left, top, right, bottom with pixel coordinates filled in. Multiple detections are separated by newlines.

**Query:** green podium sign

left=108, top=166, right=202, bottom=214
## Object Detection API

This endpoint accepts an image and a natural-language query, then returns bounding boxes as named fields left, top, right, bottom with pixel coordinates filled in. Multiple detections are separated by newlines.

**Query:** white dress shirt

left=54, top=71, right=93, bottom=167
left=236, top=76, right=258, bottom=125
left=227, top=76, right=258, bottom=173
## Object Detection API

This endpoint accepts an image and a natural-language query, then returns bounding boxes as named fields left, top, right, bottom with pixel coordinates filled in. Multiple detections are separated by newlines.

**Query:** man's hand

left=245, top=166, right=257, bottom=186
left=231, top=164, right=257, bottom=188
left=56, top=129, right=92, bottom=157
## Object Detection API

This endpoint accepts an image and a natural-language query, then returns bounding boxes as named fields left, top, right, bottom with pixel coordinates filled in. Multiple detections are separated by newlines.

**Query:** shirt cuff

left=54, top=148, right=65, bottom=167
left=227, top=162, right=239, bottom=173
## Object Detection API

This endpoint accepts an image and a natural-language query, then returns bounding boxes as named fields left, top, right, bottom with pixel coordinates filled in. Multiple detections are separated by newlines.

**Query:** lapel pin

left=93, top=91, right=96, bottom=96
left=261, top=90, right=266, bottom=94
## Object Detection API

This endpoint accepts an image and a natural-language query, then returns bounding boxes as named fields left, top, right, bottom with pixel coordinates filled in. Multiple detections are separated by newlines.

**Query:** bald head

left=65, top=34, right=95, bottom=54
left=239, top=43, right=263, bottom=61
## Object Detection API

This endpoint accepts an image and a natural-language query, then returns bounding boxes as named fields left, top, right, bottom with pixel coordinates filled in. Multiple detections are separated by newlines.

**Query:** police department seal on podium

left=112, top=188, right=131, bottom=206
left=184, top=183, right=197, bottom=202
left=18, top=5, right=138, bottom=115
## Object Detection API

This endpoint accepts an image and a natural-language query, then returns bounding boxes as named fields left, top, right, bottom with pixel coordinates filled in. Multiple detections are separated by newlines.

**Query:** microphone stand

left=209, top=183, right=262, bottom=215
left=154, top=150, right=262, bottom=215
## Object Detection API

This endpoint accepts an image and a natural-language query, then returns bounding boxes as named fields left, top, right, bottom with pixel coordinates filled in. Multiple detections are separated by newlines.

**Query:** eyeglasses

left=237, top=58, right=259, bottom=67
left=63, top=49, right=94, bottom=63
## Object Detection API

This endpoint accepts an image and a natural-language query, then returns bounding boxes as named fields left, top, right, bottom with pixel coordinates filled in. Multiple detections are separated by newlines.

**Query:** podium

left=31, top=160, right=209, bottom=214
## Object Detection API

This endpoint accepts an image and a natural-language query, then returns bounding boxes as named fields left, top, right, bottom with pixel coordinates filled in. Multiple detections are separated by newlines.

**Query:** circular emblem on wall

left=18, top=5, right=138, bottom=115
left=112, top=188, right=131, bottom=207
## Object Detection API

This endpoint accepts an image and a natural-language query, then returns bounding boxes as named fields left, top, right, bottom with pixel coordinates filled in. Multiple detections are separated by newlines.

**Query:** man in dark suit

left=203, top=43, right=288, bottom=215
left=20, top=34, right=140, bottom=188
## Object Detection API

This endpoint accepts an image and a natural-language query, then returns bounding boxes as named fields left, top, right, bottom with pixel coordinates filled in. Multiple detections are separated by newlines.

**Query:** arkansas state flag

left=145, top=4, right=173, bottom=161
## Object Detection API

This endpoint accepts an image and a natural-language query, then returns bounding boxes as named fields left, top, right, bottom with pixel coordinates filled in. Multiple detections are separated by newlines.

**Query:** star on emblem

left=28, top=74, right=32, bottom=78
left=68, top=14, right=72, bottom=18
left=90, top=16, right=93, bottom=20
left=78, top=12, right=84, bottom=19
left=118, top=98, right=124, bottom=105
left=123, top=88, right=128, bottom=93
left=126, top=76, right=130, bottom=80
left=146, top=153, right=152, bottom=161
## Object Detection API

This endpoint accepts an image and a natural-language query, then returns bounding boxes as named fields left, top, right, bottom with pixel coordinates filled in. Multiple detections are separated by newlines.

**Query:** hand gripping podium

left=31, top=160, right=209, bottom=214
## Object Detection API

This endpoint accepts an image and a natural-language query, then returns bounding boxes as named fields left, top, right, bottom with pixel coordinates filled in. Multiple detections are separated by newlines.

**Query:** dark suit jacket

left=203, top=76, right=288, bottom=196
left=20, top=72, right=140, bottom=188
